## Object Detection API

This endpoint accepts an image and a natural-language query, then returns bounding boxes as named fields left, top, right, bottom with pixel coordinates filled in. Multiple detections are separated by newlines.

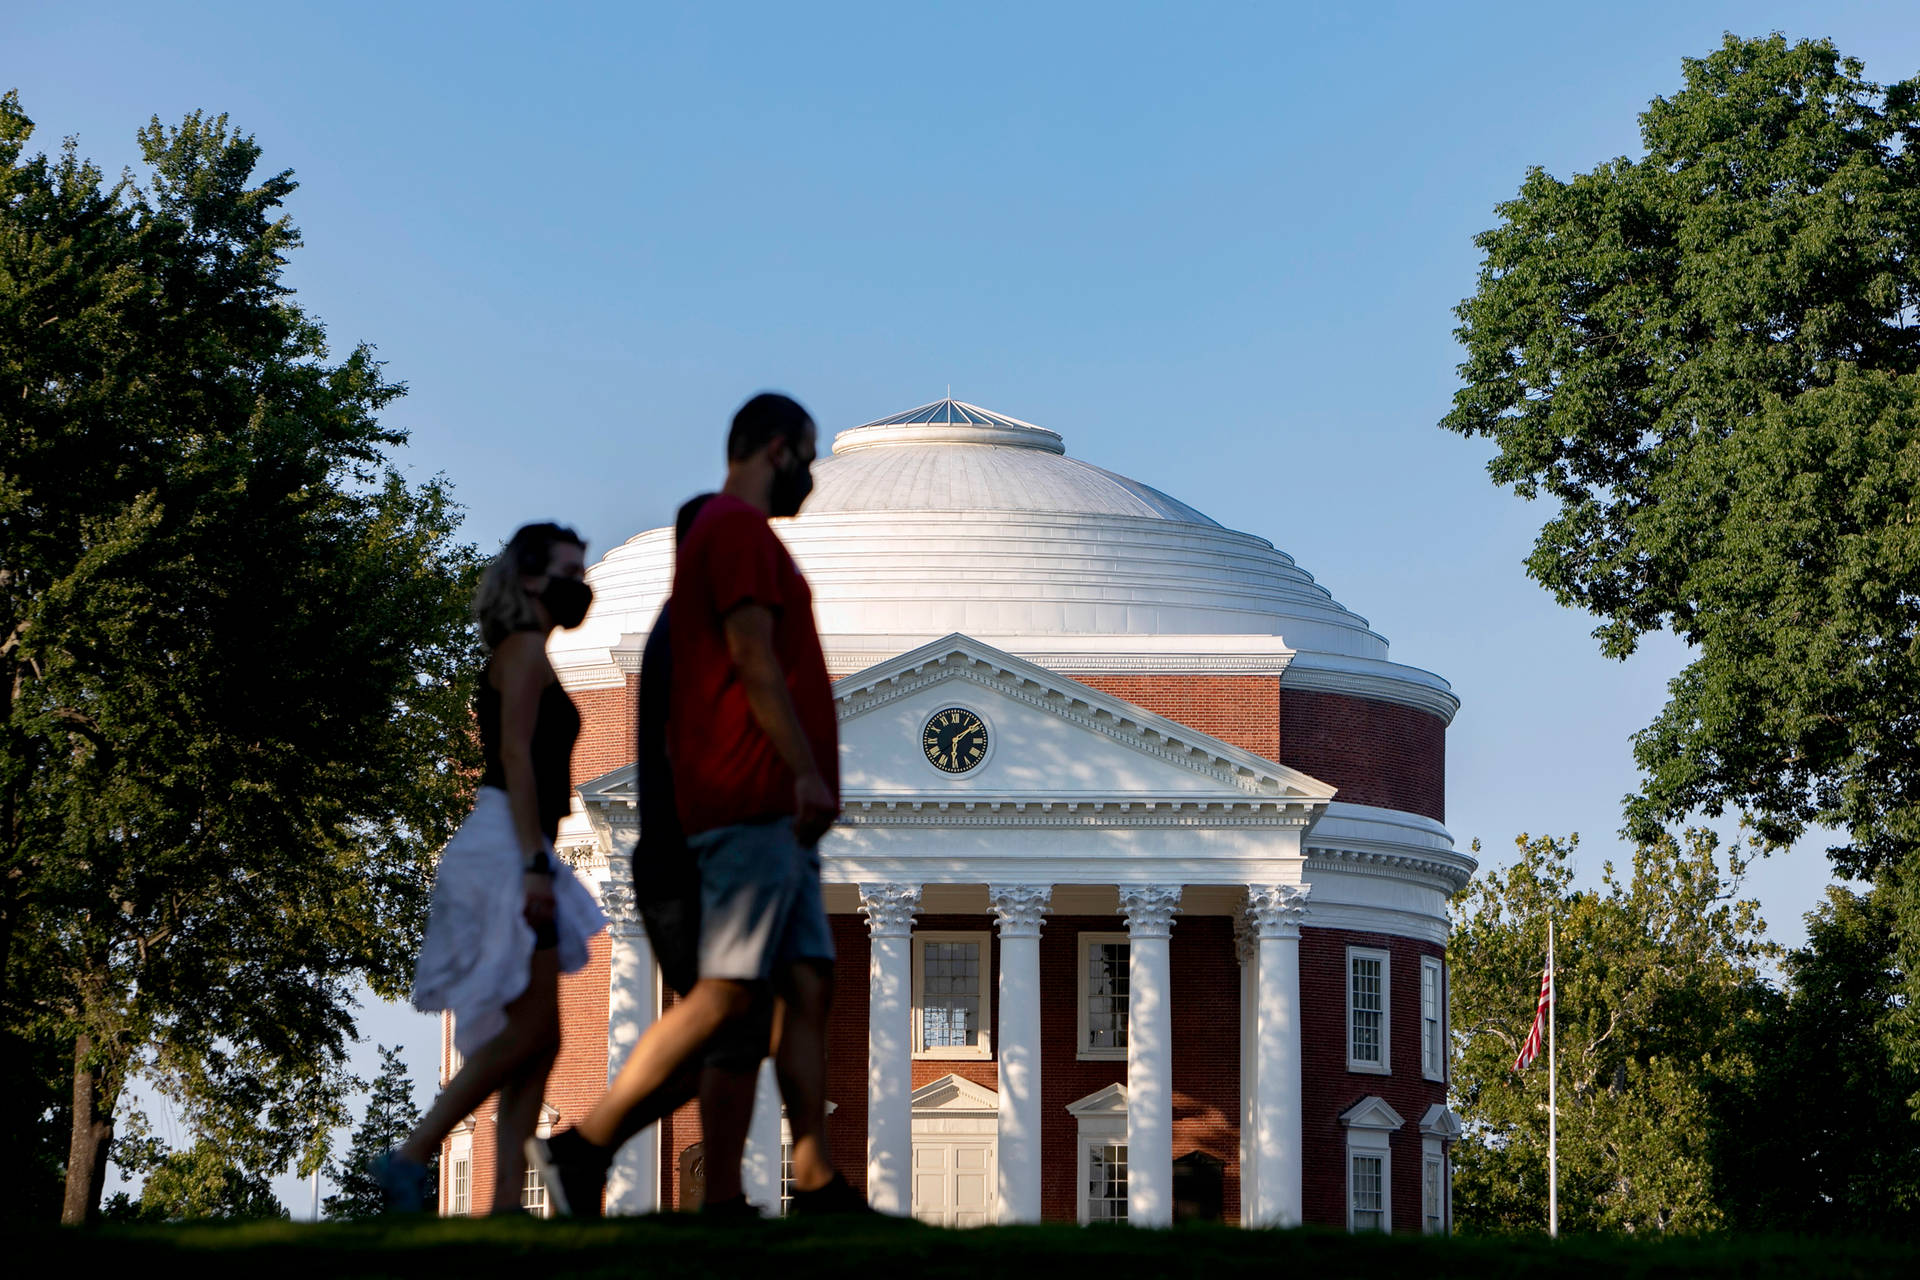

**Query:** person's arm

left=723, top=604, right=836, bottom=844
left=492, top=631, right=559, bottom=924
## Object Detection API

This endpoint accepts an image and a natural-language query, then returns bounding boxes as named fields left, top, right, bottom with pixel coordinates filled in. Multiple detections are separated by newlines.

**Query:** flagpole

left=1547, top=917, right=1558, bottom=1240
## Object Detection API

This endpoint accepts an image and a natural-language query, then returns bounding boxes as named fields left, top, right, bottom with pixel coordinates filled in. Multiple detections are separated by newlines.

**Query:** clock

left=922, top=706, right=989, bottom=774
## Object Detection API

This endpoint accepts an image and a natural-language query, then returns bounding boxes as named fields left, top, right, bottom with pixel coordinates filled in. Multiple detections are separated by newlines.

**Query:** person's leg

left=401, top=948, right=561, bottom=1165
left=492, top=1042, right=560, bottom=1214
left=574, top=977, right=752, bottom=1147
left=772, top=958, right=836, bottom=1193
left=695, top=986, right=778, bottom=1206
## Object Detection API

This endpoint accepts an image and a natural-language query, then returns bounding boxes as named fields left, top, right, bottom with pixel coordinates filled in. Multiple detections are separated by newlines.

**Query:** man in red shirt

left=530, top=393, right=858, bottom=1216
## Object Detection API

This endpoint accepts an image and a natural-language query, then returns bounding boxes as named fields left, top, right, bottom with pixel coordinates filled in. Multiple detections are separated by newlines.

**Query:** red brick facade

left=1279, top=688, right=1445, bottom=823
left=445, top=664, right=1452, bottom=1227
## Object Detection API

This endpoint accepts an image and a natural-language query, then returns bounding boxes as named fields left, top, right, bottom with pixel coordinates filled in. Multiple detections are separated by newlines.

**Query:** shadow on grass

left=20, top=1215, right=1916, bottom=1279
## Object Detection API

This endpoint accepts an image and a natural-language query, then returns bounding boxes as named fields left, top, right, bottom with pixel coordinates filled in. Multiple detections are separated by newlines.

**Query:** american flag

left=1512, top=963, right=1553, bottom=1071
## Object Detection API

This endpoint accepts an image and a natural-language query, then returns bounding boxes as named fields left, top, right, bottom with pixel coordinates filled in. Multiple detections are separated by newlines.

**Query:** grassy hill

left=24, top=1216, right=1916, bottom=1279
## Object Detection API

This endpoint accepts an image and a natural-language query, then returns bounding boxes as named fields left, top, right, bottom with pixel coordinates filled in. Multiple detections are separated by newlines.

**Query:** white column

left=860, top=882, right=920, bottom=1215
left=600, top=881, right=659, bottom=1215
left=1118, top=884, right=1181, bottom=1227
left=1247, top=884, right=1310, bottom=1227
left=989, top=883, right=1050, bottom=1225
left=1235, top=911, right=1258, bottom=1227
left=741, top=1060, right=783, bottom=1215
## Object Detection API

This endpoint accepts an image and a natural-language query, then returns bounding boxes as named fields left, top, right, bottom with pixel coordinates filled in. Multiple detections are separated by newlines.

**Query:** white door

left=911, top=1139, right=996, bottom=1227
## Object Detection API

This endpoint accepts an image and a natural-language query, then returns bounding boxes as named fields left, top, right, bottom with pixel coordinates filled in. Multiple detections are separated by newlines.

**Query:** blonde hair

left=473, top=522, right=585, bottom=649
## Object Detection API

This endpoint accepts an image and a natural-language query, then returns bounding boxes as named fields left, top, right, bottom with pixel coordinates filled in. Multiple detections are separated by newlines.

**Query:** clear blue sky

left=14, top=0, right=1917, bottom=1214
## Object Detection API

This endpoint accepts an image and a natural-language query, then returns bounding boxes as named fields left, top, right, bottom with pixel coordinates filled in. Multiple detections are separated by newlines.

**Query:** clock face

left=922, top=706, right=989, bottom=774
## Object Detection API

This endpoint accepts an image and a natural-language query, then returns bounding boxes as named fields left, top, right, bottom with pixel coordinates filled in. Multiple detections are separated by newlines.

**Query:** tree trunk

left=60, top=1033, right=115, bottom=1224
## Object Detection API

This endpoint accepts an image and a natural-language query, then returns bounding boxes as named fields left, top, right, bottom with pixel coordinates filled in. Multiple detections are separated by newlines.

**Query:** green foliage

left=1442, top=27, right=1920, bottom=1117
left=104, top=1139, right=288, bottom=1222
left=1716, top=885, right=1920, bottom=1231
left=1448, top=831, right=1778, bottom=1233
left=0, top=89, right=483, bottom=1218
left=325, top=1045, right=433, bottom=1220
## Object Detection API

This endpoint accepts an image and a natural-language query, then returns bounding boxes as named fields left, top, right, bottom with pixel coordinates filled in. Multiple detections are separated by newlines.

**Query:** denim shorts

left=691, top=817, right=835, bottom=981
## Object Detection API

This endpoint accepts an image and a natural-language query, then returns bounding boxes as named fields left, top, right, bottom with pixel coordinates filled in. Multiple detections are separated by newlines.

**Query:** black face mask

left=769, top=457, right=815, bottom=519
left=541, top=577, right=593, bottom=629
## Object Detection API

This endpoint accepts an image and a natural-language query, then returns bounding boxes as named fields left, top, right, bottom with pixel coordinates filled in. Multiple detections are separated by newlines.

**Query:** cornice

left=1303, top=844, right=1475, bottom=894
left=1281, top=653, right=1459, bottom=724
left=839, top=798, right=1318, bottom=828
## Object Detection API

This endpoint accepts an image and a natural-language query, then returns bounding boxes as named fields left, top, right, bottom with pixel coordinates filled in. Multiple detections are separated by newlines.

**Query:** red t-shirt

left=668, top=493, right=840, bottom=836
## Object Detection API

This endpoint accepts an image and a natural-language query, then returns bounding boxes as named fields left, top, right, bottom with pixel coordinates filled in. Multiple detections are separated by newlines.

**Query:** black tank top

left=477, top=664, right=581, bottom=842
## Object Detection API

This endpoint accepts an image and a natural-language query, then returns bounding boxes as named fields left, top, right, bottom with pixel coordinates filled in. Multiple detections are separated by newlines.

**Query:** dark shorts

left=692, top=817, right=835, bottom=980
left=633, top=873, right=773, bottom=1073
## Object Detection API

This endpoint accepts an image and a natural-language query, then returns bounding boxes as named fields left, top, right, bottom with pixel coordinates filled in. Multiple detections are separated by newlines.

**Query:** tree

left=0, top=92, right=482, bottom=1222
left=1441, top=34, right=1920, bottom=1041
left=1716, top=885, right=1920, bottom=1232
left=103, top=1129, right=287, bottom=1223
left=325, top=1045, right=434, bottom=1220
left=1447, top=830, right=1777, bottom=1232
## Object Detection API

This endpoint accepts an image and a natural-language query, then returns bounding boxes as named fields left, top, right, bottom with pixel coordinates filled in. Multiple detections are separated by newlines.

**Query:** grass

left=20, top=1216, right=1918, bottom=1279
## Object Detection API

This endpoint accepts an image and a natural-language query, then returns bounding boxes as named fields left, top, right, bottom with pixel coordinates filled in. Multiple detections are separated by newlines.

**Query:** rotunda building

left=438, top=399, right=1469, bottom=1232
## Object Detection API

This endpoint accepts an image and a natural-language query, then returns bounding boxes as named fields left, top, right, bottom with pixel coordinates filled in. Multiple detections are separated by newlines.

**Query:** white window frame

left=1077, top=932, right=1131, bottom=1061
left=1418, top=1104, right=1459, bottom=1236
left=1346, top=945, right=1392, bottom=1075
left=912, top=931, right=992, bottom=1060
left=1340, top=1095, right=1403, bottom=1235
left=444, top=1011, right=464, bottom=1084
left=444, top=1129, right=472, bottom=1216
left=1420, top=956, right=1445, bottom=1083
left=1067, top=1083, right=1129, bottom=1225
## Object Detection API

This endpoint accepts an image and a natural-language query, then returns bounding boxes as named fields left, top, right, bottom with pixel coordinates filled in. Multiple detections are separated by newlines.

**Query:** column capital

left=1234, top=911, right=1256, bottom=965
left=988, top=884, right=1052, bottom=938
left=600, top=880, right=645, bottom=937
left=858, top=882, right=922, bottom=938
left=1245, top=884, right=1311, bottom=939
left=1118, top=884, right=1183, bottom=938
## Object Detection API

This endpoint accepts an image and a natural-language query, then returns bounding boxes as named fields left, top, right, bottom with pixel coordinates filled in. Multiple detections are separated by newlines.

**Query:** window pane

left=1424, top=1158, right=1441, bottom=1229
left=1088, top=1143, right=1129, bottom=1223
left=922, top=941, right=981, bottom=1048
left=522, top=1165, right=548, bottom=1216
left=450, top=1157, right=469, bottom=1215
left=1087, top=942, right=1129, bottom=1050
left=1352, top=1154, right=1383, bottom=1232
left=1351, top=956, right=1383, bottom=1063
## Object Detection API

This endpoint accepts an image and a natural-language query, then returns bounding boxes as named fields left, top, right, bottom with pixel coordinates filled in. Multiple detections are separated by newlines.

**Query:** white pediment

left=834, top=634, right=1336, bottom=818
left=1419, top=1103, right=1462, bottom=1139
left=1065, top=1082, right=1129, bottom=1118
left=911, top=1073, right=1000, bottom=1115
left=1339, top=1095, right=1406, bottom=1132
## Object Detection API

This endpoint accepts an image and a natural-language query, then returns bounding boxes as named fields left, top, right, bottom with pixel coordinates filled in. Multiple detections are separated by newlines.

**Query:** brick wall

left=1076, top=675, right=1280, bottom=760
left=569, top=677, right=639, bottom=785
left=1278, top=688, right=1446, bottom=822
left=1298, top=925, right=1447, bottom=1233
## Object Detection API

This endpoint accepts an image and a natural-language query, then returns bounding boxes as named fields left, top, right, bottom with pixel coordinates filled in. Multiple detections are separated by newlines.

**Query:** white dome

left=551, top=400, right=1449, bottom=708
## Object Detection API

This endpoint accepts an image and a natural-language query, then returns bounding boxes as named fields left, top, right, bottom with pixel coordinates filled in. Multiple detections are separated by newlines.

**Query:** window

left=444, top=1012, right=464, bottom=1083
left=1423, top=1156, right=1444, bottom=1234
left=1347, top=946, right=1391, bottom=1073
left=912, top=933, right=991, bottom=1058
left=1340, top=1095, right=1403, bottom=1235
left=780, top=1140, right=795, bottom=1217
left=1350, top=1154, right=1385, bottom=1232
left=1420, top=957, right=1445, bottom=1082
left=521, top=1166, right=549, bottom=1217
left=1077, top=933, right=1130, bottom=1060
left=444, top=1131, right=472, bottom=1217
left=1068, top=1083, right=1129, bottom=1224
left=1087, top=1143, right=1128, bottom=1223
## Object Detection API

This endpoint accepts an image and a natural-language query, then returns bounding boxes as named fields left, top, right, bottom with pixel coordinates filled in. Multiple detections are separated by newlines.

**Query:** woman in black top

left=380, top=522, right=607, bottom=1213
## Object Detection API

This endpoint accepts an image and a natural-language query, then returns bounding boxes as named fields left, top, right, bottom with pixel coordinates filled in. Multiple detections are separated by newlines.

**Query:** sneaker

left=525, top=1130, right=609, bottom=1219
left=373, top=1149, right=431, bottom=1215
left=789, top=1172, right=875, bottom=1216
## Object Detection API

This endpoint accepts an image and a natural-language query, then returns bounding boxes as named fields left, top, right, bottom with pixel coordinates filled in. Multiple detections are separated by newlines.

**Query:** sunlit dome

left=552, top=398, right=1453, bottom=714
